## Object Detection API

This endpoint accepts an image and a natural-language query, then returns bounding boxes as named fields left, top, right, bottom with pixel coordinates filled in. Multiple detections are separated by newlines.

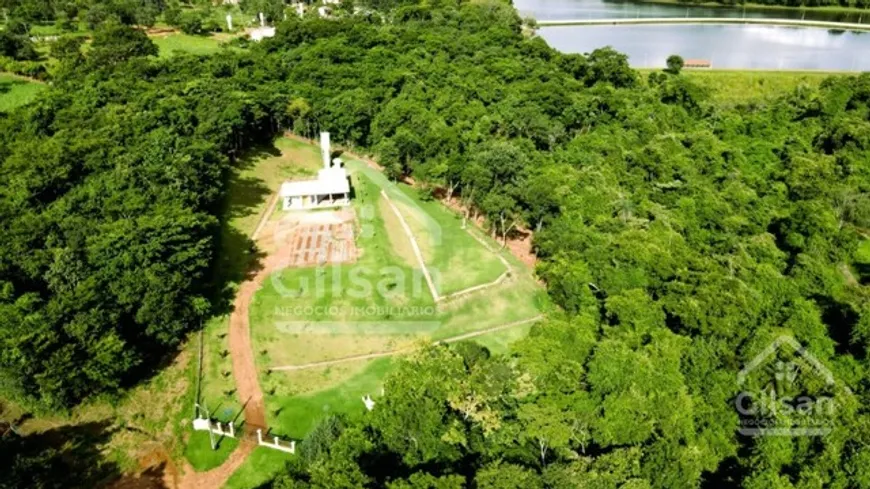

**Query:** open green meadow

left=224, top=449, right=292, bottom=489
left=185, top=430, right=240, bottom=471
left=355, top=163, right=509, bottom=296
left=0, top=74, right=45, bottom=112
left=640, top=68, right=835, bottom=105
left=681, top=70, right=832, bottom=105
left=152, top=33, right=227, bottom=58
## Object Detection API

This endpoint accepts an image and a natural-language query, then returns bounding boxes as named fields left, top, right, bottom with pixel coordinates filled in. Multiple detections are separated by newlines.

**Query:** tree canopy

left=0, top=0, right=868, bottom=486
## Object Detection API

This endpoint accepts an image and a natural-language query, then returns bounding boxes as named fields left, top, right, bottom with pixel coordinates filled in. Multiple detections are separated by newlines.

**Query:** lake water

left=516, top=0, right=870, bottom=70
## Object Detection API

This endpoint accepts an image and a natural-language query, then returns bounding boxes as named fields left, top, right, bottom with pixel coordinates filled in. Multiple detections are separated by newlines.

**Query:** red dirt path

left=174, top=204, right=292, bottom=489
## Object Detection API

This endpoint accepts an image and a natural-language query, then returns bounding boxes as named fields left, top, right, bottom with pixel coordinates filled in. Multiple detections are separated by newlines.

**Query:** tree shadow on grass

left=856, top=262, right=870, bottom=285
left=207, top=143, right=285, bottom=317
left=0, top=420, right=126, bottom=488
left=223, top=144, right=281, bottom=222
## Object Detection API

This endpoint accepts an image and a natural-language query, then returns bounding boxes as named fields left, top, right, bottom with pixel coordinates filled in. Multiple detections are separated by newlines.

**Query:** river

left=516, top=0, right=870, bottom=70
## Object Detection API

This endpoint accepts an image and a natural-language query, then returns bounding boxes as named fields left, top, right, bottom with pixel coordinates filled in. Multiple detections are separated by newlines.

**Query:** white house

left=280, top=132, right=351, bottom=211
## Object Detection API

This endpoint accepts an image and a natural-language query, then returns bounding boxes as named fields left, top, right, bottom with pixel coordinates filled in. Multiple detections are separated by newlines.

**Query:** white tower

left=259, top=12, right=265, bottom=27
left=226, top=14, right=233, bottom=31
left=320, top=132, right=331, bottom=169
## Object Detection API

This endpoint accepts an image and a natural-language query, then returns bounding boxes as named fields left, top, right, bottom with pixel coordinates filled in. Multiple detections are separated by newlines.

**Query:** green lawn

left=184, top=431, right=240, bottom=472
left=224, top=449, right=292, bottom=489
left=152, top=33, right=226, bottom=57
left=0, top=74, right=46, bottom=112
left=359, top=164, right=508, bottom=296
left=268, top=358, right=394, bottom=440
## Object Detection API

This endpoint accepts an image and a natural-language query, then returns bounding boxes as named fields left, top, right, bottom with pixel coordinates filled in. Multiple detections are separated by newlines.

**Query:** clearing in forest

left=191, top=137, right=545, bottom=486
left=0, top=74, right=46, bottom=113
left=247, top=148, right=545, bottom=439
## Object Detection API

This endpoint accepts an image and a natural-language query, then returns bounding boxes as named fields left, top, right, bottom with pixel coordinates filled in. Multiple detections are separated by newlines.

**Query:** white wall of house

left=283, top=193, right=349, bottom=211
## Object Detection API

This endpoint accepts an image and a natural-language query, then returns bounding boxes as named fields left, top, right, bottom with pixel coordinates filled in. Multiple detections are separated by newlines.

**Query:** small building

left=317, top=6, right=332, bottom=17
left=280, top=132, right=351, bottom=211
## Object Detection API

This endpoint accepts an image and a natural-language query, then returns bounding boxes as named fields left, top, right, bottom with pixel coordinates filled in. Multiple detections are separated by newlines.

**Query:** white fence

left=192, top=417, right=296, bottom=454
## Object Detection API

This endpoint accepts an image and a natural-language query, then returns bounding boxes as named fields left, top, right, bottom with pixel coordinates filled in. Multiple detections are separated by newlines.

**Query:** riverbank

left=632, top=0, right=870, bottom=16
left=536, top=16, right=870, bottom=30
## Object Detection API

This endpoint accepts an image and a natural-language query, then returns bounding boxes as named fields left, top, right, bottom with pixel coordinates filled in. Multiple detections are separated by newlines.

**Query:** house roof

left=280, top=167, right=350, bottom=197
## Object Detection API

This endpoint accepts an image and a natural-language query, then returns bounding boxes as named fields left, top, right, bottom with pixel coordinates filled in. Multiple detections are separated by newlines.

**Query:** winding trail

left=176, top=195, right=281, bottom=489
left=269, top=315, right=544, bottom=372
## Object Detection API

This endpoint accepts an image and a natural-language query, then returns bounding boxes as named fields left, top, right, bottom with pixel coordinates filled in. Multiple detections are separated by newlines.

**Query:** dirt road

left=175, top=199, right=285, bottom=489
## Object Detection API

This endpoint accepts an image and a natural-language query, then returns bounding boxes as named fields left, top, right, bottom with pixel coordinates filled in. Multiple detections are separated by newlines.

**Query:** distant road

left=536, top=17, right=870, bottom=31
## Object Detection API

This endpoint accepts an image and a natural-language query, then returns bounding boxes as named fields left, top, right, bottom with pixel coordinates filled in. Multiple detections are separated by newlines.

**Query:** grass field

left=246, top=148, right=545, bottom=448
left=224, top=449, right=292, bottom=489
left=185, top=430, right=239, bottom=471
left=152, top=33, right=227, bottom=58
left=355, top=164, right=508, bottom=296
left=0, top=74, right=46, bottom=112
left=682, top=70, right=832, bottom=105
left=640, top=69, right=836, bottom=105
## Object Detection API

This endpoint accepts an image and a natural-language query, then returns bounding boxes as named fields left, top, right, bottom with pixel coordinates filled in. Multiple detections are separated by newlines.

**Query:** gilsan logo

left=735, top=336, right=837, bottom=437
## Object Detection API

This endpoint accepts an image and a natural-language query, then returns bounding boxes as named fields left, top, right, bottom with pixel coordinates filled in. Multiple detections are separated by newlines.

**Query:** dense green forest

left=1, top=0, right=869, bottom=486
